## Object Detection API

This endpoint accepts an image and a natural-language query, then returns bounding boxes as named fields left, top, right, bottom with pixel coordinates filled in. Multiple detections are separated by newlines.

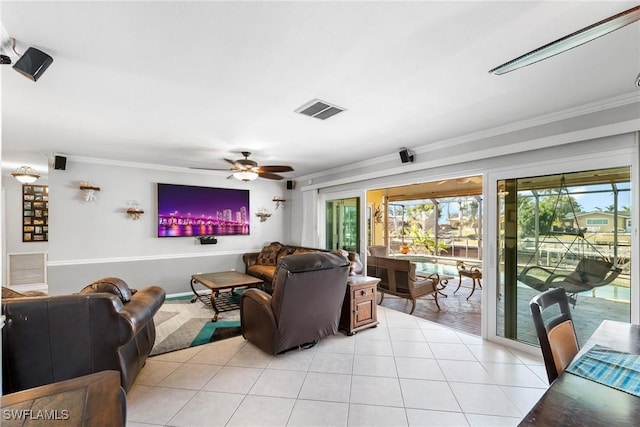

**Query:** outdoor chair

left=367, top=245, right=389, bottom=257
left=519, top=258, right=621, bottom=305
left=367, top=255, right=443, bottom=313
left=529, top=287, right=579, bottom=384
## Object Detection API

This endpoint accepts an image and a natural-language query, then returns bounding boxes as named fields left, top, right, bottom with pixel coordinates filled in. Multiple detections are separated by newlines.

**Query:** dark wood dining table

left=519, top=320, right=640, bottom=426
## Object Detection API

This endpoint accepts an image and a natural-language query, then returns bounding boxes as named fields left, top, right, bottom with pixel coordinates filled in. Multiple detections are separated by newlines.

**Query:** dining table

left=519, top=319, right=640, bottom=426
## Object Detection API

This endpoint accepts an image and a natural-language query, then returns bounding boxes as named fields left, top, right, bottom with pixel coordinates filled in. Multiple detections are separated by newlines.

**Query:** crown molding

left=296, top=92, right=640, bottom=183
left=300, top=118, right=640, bottom=191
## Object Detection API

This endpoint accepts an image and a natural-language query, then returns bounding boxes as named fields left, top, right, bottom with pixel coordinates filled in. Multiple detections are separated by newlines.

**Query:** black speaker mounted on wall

left=286, top=180, right=295, bottom=190
left=54, top=155, right=67, bottom=170
left=12, top=47, right=53, bottom=81
left=399, top=149, right=414, bottom=163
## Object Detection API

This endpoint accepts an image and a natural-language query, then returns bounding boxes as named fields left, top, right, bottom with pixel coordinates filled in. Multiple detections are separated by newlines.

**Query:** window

left=586, top=218, right=609, bottom=225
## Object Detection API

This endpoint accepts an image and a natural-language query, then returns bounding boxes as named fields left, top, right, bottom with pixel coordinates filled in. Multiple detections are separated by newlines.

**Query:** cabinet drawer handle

left=360, top=290, right=367, bottom=296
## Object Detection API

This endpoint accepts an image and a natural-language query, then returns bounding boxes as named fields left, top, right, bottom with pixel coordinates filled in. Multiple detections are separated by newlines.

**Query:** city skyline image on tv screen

left=157, top=183, right=250, bottom=237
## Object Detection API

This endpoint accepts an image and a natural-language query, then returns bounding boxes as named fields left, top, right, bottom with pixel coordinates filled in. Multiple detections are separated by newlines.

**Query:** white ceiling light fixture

left=11, top=165, right=40, bottom=184
left=233, top=171, right=259, bottom=182
left=489, top=5, right=640, bottom=75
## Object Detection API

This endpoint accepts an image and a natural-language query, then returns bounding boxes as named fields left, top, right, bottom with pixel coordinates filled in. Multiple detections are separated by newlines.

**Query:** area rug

left=150, top=295, right=241, bottom=356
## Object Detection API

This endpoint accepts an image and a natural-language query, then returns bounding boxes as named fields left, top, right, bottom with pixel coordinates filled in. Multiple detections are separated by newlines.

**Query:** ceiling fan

left=191, top=151, right=294, bottom=182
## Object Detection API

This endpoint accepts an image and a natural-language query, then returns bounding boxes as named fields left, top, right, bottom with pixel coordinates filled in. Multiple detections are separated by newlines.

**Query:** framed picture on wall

left=22, top=184, right=48, bottom=242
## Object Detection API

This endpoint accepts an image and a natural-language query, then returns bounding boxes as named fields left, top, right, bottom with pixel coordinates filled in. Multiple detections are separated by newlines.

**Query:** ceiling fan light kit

left=233, top=171, right=259, bottom=182
left=489, top=5, right=640, bottom=75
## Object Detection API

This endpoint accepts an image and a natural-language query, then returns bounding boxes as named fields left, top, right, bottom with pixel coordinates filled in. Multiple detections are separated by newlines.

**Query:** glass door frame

left=319, top=189, right=367, bottom=259
left=484, top=145, right=639, bottom=352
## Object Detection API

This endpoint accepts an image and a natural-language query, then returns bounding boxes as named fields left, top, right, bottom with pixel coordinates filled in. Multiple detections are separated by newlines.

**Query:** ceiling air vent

left=295, top=99, right=346, bottom=120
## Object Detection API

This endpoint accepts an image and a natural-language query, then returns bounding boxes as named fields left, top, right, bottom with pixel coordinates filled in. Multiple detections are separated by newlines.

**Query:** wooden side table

left=340, top=275, right=380, bottom=335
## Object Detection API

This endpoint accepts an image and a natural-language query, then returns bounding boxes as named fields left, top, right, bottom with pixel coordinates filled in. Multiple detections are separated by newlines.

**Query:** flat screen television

left=157, top=183, right=250, bottom=237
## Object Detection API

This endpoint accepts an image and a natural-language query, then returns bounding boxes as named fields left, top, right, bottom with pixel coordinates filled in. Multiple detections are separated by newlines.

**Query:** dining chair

left=529, top=287, right=580, bottom=384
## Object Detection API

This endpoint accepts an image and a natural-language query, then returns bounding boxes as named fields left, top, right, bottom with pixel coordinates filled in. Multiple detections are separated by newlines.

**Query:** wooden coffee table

left=191, top=271, right=263, bottom=321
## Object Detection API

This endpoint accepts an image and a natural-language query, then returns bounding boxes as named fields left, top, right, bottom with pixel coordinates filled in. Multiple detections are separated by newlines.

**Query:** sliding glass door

left=325, top=197, right=360, bottom=253
left=496, top=167, right=631, bottom=346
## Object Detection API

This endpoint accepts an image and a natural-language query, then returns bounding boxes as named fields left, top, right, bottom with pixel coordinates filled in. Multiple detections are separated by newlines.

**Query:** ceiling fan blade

left=189, top=167, right=233, bottom=172
left=223, top=158, right=246, bottom=170
left=258, top=172, right=285, bottom=180
left=257, top=165, right=294, bottom=173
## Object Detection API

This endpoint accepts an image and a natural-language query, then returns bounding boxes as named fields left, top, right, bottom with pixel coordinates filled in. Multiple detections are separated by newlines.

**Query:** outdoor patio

left=379, top=273, right=630, bottom=349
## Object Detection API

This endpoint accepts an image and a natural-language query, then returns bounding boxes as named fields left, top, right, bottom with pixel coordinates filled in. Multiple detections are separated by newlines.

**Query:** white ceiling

left=1, top=1, right=639, bottom=180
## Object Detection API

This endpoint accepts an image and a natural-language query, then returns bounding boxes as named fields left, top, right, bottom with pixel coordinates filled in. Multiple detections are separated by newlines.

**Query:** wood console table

left=1, top=370, right=125, bottom=427
left=340, top=275, right=380, bottom=335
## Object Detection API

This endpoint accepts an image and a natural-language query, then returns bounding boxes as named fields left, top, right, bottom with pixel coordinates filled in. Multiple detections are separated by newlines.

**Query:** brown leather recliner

left=240, top=252, right=350, bottom=355
left=2, top=277, right=165, bottom=394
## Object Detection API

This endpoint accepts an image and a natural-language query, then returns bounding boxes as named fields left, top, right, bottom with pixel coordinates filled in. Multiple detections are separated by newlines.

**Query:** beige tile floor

left=127, top=306, right=548, bottom=427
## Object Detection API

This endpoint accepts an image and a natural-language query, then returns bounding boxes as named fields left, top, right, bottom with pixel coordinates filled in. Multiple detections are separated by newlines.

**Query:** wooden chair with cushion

left=367, top=245, right=389, bottom=257
left=529, top=287, right=579, bottom=384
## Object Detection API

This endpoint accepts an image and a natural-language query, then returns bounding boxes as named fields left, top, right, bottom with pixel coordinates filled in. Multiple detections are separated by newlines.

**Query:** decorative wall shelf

left=255, top=208, right=271, bottom=222
left=126, top=208, right=144, bottom=220
left=80, top=182, right=100, bottom=202
left=126, top=201, right=144, bottom=220
left=273, top=196, right=286, bottom=209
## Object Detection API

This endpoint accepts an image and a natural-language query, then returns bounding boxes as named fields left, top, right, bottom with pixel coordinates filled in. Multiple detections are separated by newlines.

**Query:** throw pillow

left=291, top=247, right=315, bottom=256
left=256, top=242, right=283, bottom=266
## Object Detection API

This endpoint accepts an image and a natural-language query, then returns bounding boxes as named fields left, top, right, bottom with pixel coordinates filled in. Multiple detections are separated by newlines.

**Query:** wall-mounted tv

left=157, top=183, right=250, bottom=237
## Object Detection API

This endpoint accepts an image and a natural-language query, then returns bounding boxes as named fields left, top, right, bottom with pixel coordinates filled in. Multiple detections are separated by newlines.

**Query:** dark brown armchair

left=240, top=252, right=350, bottom=355
left=2, top=277, right=165, bottom=394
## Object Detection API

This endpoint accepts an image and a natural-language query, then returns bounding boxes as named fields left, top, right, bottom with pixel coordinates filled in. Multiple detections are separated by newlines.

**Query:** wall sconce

left=255, top=208, right=272, bottom=222
left=11, top=166, right=40, bottom=184
left=126, top=200, right=144, bottom=220
left=80, top=181, right=100, bottom=202
left=273, top=196, right=286, bottom=209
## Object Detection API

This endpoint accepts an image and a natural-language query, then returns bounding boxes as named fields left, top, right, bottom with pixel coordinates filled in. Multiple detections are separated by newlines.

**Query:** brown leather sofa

left=2, top=277, right=165, bottom=394
left=240, top=252, right=350, bottom=355
left=367, top=255, right=443, bottom=313
left=243, top=242, right=362, bottom=293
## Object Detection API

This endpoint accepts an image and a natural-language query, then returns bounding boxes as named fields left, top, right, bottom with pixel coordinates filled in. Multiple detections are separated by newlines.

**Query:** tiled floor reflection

left=127, top=306, right=546, bottom=426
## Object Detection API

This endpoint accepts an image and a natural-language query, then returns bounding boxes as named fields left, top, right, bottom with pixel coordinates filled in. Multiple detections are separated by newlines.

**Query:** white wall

left=45, top=159, right=289, bottom=294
